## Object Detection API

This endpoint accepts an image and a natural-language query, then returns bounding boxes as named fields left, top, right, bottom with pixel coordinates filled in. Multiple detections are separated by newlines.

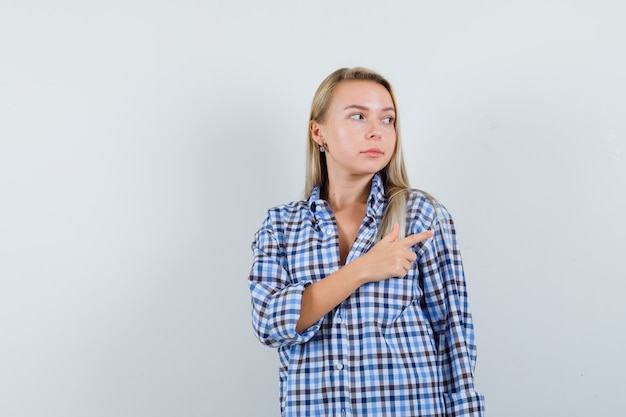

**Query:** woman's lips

left=361, top=148, right=383, bottom=157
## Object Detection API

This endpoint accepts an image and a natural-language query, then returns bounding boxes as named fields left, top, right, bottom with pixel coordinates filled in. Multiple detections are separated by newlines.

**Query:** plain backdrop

left=1, top=1, right=625, bottom=416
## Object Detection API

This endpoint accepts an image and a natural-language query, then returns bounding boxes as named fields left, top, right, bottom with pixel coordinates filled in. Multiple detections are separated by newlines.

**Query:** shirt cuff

left=444, top=390, right=485, bottom=417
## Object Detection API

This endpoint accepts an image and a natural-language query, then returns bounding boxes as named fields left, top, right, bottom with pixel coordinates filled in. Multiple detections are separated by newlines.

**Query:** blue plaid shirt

left=249, top=174, right=485, bottom=416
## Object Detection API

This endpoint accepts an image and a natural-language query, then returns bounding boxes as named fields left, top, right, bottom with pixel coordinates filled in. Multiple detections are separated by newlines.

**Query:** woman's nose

left=367, top=123, right=382, bottom=140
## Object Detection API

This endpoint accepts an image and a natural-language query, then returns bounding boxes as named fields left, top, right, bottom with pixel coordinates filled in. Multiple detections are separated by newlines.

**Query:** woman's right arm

left=249, top=217, right=432, bottom=346
left=296, top=224, right=433, bottom=332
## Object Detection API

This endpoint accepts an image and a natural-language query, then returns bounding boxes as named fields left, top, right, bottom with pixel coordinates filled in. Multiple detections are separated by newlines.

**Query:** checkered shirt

left=249, top=174, right=485, bottom=416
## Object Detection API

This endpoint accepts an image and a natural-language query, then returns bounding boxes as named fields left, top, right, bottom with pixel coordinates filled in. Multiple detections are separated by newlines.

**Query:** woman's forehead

left=330, top=80, right=394, bottom=109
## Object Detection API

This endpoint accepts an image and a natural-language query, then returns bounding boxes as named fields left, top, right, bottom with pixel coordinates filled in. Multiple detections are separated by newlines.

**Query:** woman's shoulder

left=253, top=199, right=311, bottom=244
left=405, top=188, right=453, bottom=225
left=406, top=188, right=450, bottom=212
left=259, top=198, right=312, bottom=228
left=265, top=198, right=310, bottom=216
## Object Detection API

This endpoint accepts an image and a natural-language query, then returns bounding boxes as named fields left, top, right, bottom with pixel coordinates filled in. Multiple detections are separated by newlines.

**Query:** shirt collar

left=366, top=173, right=386, bottom=219
left=308, top=173, right=387, bottom=220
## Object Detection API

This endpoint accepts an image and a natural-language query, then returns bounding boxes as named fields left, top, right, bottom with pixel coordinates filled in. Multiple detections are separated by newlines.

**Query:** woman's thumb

left=381, top=223, right=400, bottom=243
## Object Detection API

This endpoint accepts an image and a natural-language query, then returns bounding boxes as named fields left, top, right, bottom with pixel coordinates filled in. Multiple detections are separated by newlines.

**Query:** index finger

left=398, top=230, right=434, bottom=248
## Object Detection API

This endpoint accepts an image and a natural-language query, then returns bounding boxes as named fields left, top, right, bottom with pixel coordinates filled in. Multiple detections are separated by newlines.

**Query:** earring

left=320, top=145, right=326, bottom=153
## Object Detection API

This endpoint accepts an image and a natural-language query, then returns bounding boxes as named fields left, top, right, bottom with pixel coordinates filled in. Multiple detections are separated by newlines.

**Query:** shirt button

left=336, top=317, right=342, bottom=324
left=326, top=228, right=333, bottom=235
left=336, top=363, right=344, bottom=370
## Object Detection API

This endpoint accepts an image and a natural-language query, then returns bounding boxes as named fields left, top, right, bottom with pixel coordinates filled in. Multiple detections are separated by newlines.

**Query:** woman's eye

left=350, top=113, right=364, bottom=120
left=383, top=116, right=394, bottom=124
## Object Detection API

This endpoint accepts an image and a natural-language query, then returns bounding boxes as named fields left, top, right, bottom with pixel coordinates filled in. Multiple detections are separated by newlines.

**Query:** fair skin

left=296, top=80, right=433, bottom=332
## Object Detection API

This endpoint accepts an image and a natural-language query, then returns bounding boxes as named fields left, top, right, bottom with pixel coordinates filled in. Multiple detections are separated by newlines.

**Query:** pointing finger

left=399, top=230, right=433, bottom=248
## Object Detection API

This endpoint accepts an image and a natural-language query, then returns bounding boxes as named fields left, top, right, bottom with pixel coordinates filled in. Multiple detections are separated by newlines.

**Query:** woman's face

left=311, top=80, right=397, bottom=180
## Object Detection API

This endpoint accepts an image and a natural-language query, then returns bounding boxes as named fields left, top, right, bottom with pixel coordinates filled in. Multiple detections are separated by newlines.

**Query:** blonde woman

left=249, top=67, right=485, bottom=416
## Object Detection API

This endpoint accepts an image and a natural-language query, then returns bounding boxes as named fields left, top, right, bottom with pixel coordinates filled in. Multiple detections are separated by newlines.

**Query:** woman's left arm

left=418, top=204, right=486, bottom=416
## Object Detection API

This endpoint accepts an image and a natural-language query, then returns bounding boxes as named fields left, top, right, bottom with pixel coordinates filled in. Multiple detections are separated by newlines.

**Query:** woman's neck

left=325, top=175, right=372, bottom=210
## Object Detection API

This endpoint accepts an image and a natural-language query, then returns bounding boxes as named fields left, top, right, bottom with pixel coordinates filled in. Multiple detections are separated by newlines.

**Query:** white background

left=1, top=1, right=625, bottom=416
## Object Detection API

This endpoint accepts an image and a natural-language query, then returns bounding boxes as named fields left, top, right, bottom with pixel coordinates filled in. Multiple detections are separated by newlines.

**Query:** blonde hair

left=305, top=67, right=411, bottom=240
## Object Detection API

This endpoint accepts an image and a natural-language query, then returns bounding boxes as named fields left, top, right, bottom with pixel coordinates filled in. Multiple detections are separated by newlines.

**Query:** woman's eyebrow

left=343, top=104, right=396, bottom=112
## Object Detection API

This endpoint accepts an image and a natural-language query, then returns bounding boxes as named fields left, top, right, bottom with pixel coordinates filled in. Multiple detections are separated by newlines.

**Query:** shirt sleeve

left=418, top=204, right=486, bottom=416
left=247, top=212, right=323, bottom=348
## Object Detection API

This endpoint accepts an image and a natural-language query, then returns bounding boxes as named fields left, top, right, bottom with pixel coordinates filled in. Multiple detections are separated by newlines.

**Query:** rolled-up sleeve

left=248, top=213, right=322, bottom=348
left=418, top=205, right=485, bottom=416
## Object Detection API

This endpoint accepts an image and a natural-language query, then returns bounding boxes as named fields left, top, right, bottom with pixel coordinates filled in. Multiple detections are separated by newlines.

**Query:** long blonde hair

left=305, top=67, right=411, bottom=240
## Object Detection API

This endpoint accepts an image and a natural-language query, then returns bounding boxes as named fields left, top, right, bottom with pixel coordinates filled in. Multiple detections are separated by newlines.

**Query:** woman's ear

left=310, top=120, right=324, bottom=146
